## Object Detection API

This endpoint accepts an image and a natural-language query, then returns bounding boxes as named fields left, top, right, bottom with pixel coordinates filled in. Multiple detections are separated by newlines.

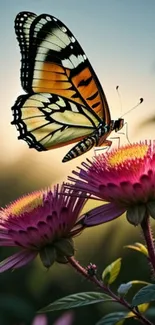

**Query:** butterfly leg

left=109, top=122, right=130, bottom=148
left=108, top=136, right=121, bottom=148
left=123, top=122, right=131, bottom=144
left=94, top=140, right=112, bottom=156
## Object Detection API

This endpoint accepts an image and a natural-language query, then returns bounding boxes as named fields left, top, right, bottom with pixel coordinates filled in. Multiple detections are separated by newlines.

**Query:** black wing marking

left=14, top=11, right=37, bottom=92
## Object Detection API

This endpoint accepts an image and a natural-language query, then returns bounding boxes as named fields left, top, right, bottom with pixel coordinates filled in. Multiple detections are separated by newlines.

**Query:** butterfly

left=11, top=11, right=124, bottom=162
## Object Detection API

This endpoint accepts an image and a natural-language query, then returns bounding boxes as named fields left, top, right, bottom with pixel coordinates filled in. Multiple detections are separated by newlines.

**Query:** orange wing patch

left=32, top=62, right=84, bottom=106
left=32, top=62, right=105, bottom=119
left=71, top=67, right=103, bottom=117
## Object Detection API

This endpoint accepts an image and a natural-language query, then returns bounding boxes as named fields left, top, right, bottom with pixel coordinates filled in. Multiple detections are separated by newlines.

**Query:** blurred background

left=0, top=0, right=155, bottom=324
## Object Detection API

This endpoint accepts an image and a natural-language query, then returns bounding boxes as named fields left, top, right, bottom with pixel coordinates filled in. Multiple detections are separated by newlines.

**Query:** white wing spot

left=40, top=18, right=47, bottom=24
left=35, top=22, right=43, bottom=29
left=53, top=17, right=57, bottom=21
left=62, top=58, right=74, bottom=69
left=62, top=54, right=84, bottom=69
left=56, top=97, right=66, bottom=107
left=61, top=26, right=67, bottom=32
left=43, top=108, right=52, bottom=113
left=48, top=104, right=59, bottom=110
left=34, top=26, right=40, bottom=32
left=46, top=16, right=51, bottom=21
left=70, top=102, right=79, bottom=112
left=70, top=54, right=85, bottom=67
left=71, top=36, right=75, bottom=43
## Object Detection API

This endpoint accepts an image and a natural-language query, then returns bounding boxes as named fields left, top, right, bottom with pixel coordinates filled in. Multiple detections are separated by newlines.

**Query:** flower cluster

left=1, top=141, right=155, bottom=273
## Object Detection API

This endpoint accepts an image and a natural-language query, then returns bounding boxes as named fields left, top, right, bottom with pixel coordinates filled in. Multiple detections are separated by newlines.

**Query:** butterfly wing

left=12, top=93, right=100, bottom=151
left=14, top=12, right=37, bottom=92
left=13, top=11, right=111, bottom=159
left=14, top=11, right=111, bottom=123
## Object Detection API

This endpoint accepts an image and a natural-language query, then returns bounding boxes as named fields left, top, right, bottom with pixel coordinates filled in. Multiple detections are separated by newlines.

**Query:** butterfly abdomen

left=62, top=122, right=109, bottom=162
left=62, top=136, right=97, bottom=162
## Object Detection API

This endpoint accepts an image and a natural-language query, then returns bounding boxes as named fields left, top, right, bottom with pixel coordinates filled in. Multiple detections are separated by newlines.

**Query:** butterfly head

left=113, top=118, right=124, bottom=132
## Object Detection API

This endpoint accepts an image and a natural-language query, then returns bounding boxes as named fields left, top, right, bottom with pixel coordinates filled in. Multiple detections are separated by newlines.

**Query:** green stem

left=141, top=215, right=155, bottom=274
left=68, top=256, right=153, bottom=325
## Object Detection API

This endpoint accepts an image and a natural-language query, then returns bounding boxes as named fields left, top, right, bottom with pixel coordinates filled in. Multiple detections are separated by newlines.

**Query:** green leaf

left=117, top=283, right=132, bottom=296
left=124, top=242, right=148, bottom=256
left=132, top=284, right=155, bottom=306
left=145, top=307, right=155, bottom=317
left=39, top=292, right=112, bottom=313
left=102, top=258, right=122, bottom=285
left=129, top=280, right=150, bottom=286
left=95, top=311, right=132, bottom=325
left=118, top=280, right=150, bottom=296
left=96, top=303, right=149, bottom=324
left=115, top=320, right=125, bottom=325
left=137, top=303, right=149, bottom=313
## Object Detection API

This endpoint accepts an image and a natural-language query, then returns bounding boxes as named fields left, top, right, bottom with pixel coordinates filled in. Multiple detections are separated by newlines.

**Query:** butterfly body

left=62, top=118, right=124, bottom=162
left=12, top=11, right=124, bottom=162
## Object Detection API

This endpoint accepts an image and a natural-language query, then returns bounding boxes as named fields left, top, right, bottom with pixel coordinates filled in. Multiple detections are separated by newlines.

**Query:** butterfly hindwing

left=12, top=93, right=99, bottom=150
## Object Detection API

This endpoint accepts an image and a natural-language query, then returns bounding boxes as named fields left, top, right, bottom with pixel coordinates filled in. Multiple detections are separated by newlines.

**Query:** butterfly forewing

left=28, top=13, right=110, bottom=122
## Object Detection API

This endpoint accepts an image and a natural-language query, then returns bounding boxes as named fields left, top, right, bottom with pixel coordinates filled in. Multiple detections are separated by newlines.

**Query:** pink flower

left=53, top=312, right=74, bottom=325
left=69, top=141, right=155, bottom=226
left=31, top=312, right=73, bottom=325
left=0, top=185, right=86, bottom=272
left=32, top=315, right=47, bottom=325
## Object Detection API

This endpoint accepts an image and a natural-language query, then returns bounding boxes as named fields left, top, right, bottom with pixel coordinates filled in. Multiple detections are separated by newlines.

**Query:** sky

left=0, top=0, right=155, bottom=181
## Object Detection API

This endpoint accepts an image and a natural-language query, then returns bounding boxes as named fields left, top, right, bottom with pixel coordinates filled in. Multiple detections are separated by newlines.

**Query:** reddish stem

left=141, top=215, right=155, bottom=274
left=68, top=256, right=153, bottom=325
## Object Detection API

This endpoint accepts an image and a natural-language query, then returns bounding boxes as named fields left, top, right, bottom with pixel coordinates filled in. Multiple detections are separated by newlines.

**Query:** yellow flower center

left=107, top=144, right=149, bottom=167
left=5, top=191, right=44, bottom=217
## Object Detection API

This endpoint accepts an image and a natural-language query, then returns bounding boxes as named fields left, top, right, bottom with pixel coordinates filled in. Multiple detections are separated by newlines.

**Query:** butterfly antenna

left=116, top=85, right=122, bottom=115
left=121, top=98, right=143, bottom=118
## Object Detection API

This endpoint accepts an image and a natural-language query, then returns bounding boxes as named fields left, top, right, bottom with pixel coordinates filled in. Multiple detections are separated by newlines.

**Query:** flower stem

left=68, top=256, right=153, bottom=325
left=141, top=215, right=155, bottom=274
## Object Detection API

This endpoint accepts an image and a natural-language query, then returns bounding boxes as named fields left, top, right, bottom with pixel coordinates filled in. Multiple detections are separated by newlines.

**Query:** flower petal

left=0, top=250, right=37, bottom=273
left=13, top=250, right=38, bottom=269
left=0, top=240, right=16, bottom=246
left=53, top=312, right=74, bottom=325
left=83, top=202, right=126, bottom=226
left=0, top=231, right=15, bottom=245
left=32, top=315, right=48, bottom=325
